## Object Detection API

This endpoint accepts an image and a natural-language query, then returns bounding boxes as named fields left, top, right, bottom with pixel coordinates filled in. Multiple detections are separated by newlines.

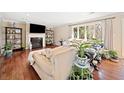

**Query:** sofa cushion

left=33, top=53, right=54, bottom=75
left=40, top=48, right=53, bottom=58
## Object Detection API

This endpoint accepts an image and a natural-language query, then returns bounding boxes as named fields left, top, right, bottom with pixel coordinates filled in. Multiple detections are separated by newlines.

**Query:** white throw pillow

left=41, top=48, right=52, bottom=58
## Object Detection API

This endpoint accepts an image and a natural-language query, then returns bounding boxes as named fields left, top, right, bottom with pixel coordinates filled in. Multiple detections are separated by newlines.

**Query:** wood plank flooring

left=0, top=49, right=124, bottom=80
left=0, top=50, right=40, bottom=80
left=93, top=59, right=124, bottom=80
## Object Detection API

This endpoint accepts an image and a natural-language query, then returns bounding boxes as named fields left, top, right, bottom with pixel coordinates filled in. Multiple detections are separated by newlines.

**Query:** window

left=95, top=24, right=102, bottom=40
left=72, top=21, right=103, bottom=41
left=86, top=25, right=94, bottom=40
left=73, top=27, right=78, bottom=38
left=79, top=26, right=85, bottom=39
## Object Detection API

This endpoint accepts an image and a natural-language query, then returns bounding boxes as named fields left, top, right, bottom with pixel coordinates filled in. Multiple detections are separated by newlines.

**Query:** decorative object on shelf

left=5, top=27, right=22, bottom=50
left=45, top=30, right=54, bottom=45
left=21, top=44, right=26, bottom=51
left=12, top=22, right=16, bottom=27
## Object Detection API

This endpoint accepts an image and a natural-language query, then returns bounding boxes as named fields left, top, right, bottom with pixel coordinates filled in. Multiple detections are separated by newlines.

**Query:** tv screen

left=30, top=24, right=46, bottom=33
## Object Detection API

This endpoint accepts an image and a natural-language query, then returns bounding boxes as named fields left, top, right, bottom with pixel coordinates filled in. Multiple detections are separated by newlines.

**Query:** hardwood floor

left=0, top=50, right=40, bottom=80
left=93, top=59, right=124, bottom=80
left=0, top=49, right=124, bottom=80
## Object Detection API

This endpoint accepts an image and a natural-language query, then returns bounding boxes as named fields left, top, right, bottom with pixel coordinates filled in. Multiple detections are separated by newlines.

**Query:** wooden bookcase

left=5, top=27, right=22, bottom=50
left=45, top=30, right=54, bottom=45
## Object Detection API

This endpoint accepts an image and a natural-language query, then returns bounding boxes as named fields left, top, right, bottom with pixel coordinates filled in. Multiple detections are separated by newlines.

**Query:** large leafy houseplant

left=101, top=50, right=118, bottom=62
left=71, top=42, right=91, bottom=65
left=69, top=42, right=92, bottom=80
left=78, top=43, right=91, bottom=58
left=3, top=43, right=13, bottom=57
left=71, top=41, right=91, bottom=58
left=101, top=50, right=110, bottom=59
left=108, top=50, right=118, bottom=59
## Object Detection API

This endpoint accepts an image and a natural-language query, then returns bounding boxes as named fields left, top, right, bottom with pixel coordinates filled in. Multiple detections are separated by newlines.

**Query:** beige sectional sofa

left=29, top=46, right=76, bottom=80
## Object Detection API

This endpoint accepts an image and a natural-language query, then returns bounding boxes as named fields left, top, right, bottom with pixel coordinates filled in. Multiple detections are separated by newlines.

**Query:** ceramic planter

left=76, top=55, right=88, bottom=66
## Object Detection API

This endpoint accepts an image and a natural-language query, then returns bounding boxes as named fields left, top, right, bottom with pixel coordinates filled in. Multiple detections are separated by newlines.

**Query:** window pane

left=79, top=26, right=85, bottom=39
left=95, top=24, right=102, bottom=40
left=73, top=27, right=78, bottom=38
left=86, top=25, right=94, bottom=40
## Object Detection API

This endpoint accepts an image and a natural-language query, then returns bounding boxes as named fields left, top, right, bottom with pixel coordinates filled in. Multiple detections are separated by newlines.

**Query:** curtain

left=104, top=19, right=113, bottom=50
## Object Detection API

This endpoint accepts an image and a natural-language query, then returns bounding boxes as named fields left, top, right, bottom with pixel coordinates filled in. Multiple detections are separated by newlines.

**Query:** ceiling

left=0, top=12, right=118, bottom=27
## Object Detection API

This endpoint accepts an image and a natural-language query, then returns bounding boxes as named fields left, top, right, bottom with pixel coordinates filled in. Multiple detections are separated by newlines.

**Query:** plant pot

left=76, top=55, right=88, bottom=66
left=110, top=58, right=119, bottom=63
left=4, top=50, right=13, bottom=58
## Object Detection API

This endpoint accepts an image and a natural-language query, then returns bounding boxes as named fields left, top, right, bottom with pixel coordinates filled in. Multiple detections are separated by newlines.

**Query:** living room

left=0, top=12, right=124, bottom=80
left=1, top=0, right=124, bottom=93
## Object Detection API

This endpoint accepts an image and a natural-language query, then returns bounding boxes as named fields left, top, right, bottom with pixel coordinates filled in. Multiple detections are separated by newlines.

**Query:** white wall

left=0, top=18, right=5, bottom=49
left=53, top=25, right=71, bottom=45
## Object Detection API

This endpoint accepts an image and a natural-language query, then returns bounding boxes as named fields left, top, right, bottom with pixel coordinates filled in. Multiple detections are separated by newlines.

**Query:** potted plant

left=69, top=65, right=92, bottom=80
left=101, top=50, right=110, bottom=59
left=71, top=42, right=91, bottom=65
left=108, top=50, right=118, bottom=62
left=3, top=42, right=13, bottom=57
left=101, top=50, right=118, bottom=62
left=90, top=38, right=104, bottom=49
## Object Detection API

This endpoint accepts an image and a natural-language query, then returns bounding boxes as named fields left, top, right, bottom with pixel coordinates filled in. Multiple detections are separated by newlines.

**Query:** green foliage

left=90, top=38, right=103, bottom=45
left=101, top=50, right=118, bottom=60
left=108, top=50, right=118, bottom=59
left=4, top=42, right=12, bottom=50
left=69, top=65, right=92, bottom=80
left=101, top=50, right=110, bottom=59
left=71, top=42, right=91, bottom=58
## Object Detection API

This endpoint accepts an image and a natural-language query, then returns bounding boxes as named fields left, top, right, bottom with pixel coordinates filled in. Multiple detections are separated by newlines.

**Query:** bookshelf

left=5, top=27, right=22, bottom=50
left=45, top=30, right=54, bottom=45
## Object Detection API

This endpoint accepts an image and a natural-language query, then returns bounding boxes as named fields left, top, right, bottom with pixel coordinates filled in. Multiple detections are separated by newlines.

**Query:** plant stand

left=69, top=62, right=93, bottom=80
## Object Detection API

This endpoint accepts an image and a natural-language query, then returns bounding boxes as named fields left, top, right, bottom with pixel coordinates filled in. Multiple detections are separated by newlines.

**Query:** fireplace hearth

left=31, top=38, right=43, bottom=49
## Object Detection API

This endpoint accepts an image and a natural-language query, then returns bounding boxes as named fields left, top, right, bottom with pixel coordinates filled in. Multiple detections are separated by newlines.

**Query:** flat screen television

left=30, top=23, right=46, bottom=33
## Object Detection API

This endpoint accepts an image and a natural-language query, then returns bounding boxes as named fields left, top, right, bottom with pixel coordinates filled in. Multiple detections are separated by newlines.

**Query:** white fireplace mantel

left=28, top=33, right=46, bottom=48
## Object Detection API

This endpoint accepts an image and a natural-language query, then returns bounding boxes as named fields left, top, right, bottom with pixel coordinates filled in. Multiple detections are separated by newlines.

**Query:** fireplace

left=28, top=33, right=46, bottom=49
left=31, top=37, right=43, bottom=49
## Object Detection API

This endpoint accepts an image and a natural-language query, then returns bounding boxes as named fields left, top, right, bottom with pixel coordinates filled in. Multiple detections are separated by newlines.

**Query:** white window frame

left=71, top=21, right=104, bottom=41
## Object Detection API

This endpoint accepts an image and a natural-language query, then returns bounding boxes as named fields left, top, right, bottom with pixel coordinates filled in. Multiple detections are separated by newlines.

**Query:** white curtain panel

left=0, top=19, right=1, bottom=50
left=104, top=19, right=113, bottom=50
left=121, top=19, right=124, bottom=57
